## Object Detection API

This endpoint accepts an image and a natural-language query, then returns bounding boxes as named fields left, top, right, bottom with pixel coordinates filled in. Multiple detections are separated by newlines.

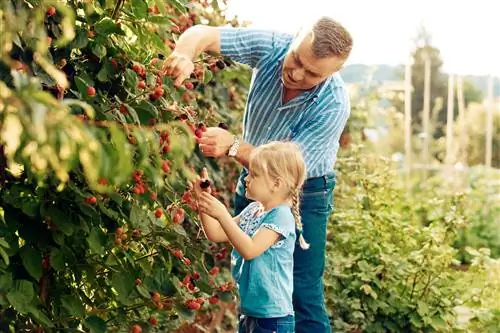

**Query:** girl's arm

left=192, top=167, right=238, bottom=242
left=199, top=211, right=238, bottom=242
left=198, top=192, right=280, bottom=260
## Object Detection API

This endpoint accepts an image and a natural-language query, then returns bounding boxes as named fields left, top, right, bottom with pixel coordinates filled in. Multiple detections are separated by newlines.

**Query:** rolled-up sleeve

left=218, top=27, right=276, bottom=68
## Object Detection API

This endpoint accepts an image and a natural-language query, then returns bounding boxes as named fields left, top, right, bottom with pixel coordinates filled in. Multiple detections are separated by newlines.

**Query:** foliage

left=324, top=145, right=500, bottom=333
left=0, top=0, right=250, bottom=331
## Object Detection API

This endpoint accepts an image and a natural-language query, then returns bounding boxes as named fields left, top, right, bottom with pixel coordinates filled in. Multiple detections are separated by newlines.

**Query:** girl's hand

left=197, top=192, right=229, bottom=220
left=190, top=167, right=212, bottom=200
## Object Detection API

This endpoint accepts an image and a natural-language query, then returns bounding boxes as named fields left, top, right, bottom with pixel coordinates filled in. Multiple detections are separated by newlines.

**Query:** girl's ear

left=273, top=177, right=285, bottom=191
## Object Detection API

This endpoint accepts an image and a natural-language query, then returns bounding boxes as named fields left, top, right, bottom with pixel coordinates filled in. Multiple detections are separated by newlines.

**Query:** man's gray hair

left=309, top=17, right=353, bottom=60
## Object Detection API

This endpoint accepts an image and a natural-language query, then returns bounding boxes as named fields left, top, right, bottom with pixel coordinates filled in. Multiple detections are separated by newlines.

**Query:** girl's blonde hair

left=249, top=141, right=309, bottom=249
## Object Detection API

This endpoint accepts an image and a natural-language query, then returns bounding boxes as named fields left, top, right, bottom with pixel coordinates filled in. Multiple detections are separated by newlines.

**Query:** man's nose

left=291, top=68, right=305, bottom=81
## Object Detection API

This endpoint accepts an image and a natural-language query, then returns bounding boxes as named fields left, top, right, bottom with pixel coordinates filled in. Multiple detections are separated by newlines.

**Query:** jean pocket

left=253, top=317, right=278, bottom=332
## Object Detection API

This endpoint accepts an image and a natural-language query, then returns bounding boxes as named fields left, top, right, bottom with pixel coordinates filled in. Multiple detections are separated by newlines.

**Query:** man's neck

left=282, top=87, right=303, bottom=104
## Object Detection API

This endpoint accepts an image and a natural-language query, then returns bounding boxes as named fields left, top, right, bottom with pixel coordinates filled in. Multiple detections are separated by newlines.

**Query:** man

left=163, top=16, right=353, bottom=333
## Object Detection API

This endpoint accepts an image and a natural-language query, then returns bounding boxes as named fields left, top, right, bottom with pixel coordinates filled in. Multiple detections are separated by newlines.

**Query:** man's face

left=282, top=32, right=344, bottom=91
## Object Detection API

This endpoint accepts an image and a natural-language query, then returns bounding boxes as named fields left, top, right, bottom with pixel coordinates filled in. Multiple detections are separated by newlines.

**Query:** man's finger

left=198, top=137, right=217, bottom=146
left=165, top=57, right=181, bottom=76
left=174, top=73, right=187, bottom=87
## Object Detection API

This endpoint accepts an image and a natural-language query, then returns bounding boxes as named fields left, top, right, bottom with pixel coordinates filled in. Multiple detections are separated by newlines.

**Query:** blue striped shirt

left=219, top=27, right=351, bottom=179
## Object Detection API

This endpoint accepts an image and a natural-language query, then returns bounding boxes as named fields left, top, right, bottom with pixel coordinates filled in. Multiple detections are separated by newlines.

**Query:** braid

left=292, top=188, right=310, bottom=250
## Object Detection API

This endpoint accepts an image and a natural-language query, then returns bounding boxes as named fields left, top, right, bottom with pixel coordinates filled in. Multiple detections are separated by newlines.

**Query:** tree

left=0, top=0, right=249, bottom=331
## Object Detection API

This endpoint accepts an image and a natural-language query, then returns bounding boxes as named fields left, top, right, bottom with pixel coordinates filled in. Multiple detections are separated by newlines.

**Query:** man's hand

left=198, top=127, right=234, bottom=158
left=162, top=51, right=195, bottom=87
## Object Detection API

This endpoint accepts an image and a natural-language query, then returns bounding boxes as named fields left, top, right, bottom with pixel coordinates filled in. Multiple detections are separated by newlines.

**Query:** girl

left=193, top=141, right=308, bottom=333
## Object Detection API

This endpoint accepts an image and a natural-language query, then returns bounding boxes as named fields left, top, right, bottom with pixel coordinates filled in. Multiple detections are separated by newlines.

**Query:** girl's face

left=244, top=169, right=274, bottom=203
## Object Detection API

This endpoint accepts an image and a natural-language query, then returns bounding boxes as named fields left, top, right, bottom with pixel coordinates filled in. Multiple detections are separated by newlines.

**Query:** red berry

left=47, top=7, right=56, bottom=17
left=116, top=227, right=124, bottom=235
left=87, top=86, right=96, bottom=96
left=182, top=92, right=191, bottom=102
left=151, top=292, right=161, bottom=302
left=184, top=81, right=194, bottom=90
left=148, top=7, right=154, bottom=13
left=150, top=192, right=157, bottom=200
left=209, top=267, right=220, bottom=276
left=154, top=208, right=163, bottom=218
left=148, top=316, right=158, bottom=326
left=41, top=256, right=50, bottom=270
left=131, top=325, right=142, bottom=333
left=132, top=63, right=141, bottom=73
left=192, top=272, right=200, bottom=280
left=137, top=80, right=146, bottom=89
left=183, top=257, right=191, bottom=266
left=135, top=278, right=142, bottom=285
left=161, top=160, right=170, bottom=173
left=98, top=178, right=108, bottom=185
left=173, top=212, right=182, bottom=224
left=194, top=128, right=203, bottom=138
left=87, top=196, right=97, bottom=205
left=209, top=296, right=219, bottom=304
left=119, top=104, right=128, bottom=114
left=186, top=300, right=201, bottom=310
left=154, top=86, right=164, bottom=96
left=173, top=249, right=183, bottom=258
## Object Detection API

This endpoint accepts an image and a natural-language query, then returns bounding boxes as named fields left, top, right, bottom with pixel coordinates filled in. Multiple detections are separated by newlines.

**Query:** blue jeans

left=238, top=315, right=295, bottom=333
left=234, top=172, right=335, bottom=333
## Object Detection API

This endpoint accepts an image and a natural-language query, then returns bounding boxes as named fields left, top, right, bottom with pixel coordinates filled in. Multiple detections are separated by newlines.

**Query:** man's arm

left=163, top=25, right=221, bottom=86
left=170, top=25, right=221, bottom=60
left=164, top=26, right=276, bottom=86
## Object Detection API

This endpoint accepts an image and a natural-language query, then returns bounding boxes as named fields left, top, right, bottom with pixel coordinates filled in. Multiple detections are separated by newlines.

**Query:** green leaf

left=27, top=304, right=53, bottom=327
left=46, top=206, right=74, bottom=236
left=148, top=16, right=172, bottom=25
left=94, top=18, right=124, bottom=35
left=124, top=68, right=138, bottom=90
left=132, top=0, right=148, bottom=19
left=20, top=247, right=42, bottom=280
left=71, top=28, right=89, bottom=49
left=171, top=224, right=188, bottom=238
left=87, top=228, right=105, bottom=254
left=130, top=204, right=148, bottom=228
left=50, top=248, right=65, bottom=271
left=203, top=68, right=213, bottom=84
left=430, top=315, right=448, bottom=330
left=61, top=295, right=86, bottom=317
left=149, top=33, right=167, bottom=52
left=417, top=301, right=429, bottom=317
left=0, top=272, right=13, bottom=291
left=96, top=62, right=112, bottom=82
left=169, top=0, right=188, bottom=13
left=6, top=280, right=34, bottom=312
left=112, top=273, right=135, bottom=303
left=136, top=284, right=150, bottom=299
left=75, top=76, right=94, bottom=96
left=0, top=247, right=9, bottom=266
left=92, top=43, right=107, bottom=59
left=84, top=316, right=107, bottom=333
left=136, top=100, right=158, bottom=118
left=218, top=290, right=234, bottom=303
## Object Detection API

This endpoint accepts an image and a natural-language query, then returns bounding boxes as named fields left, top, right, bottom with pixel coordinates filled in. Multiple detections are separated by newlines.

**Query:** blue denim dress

left=232, top=202, right=296, bottom=332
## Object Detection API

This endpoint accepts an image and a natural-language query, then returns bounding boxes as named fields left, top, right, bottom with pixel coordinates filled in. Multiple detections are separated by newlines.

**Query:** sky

left=224, top=0, right=500, bottom=76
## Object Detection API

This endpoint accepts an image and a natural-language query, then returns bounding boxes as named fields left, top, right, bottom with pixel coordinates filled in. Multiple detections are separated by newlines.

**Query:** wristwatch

left=227, top=136, right=240, bottom=157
